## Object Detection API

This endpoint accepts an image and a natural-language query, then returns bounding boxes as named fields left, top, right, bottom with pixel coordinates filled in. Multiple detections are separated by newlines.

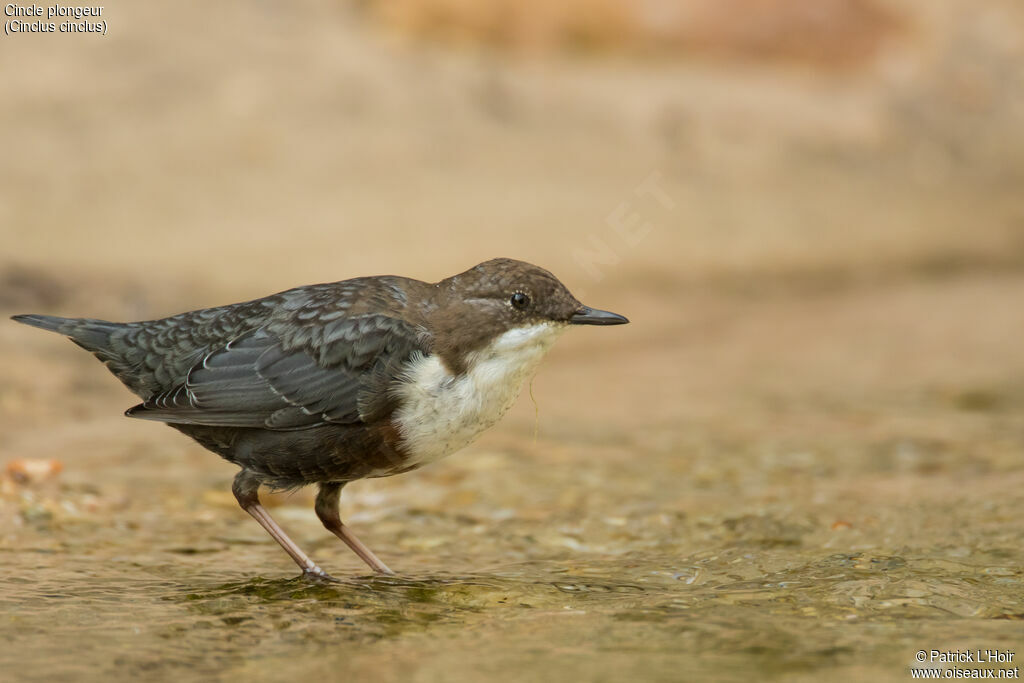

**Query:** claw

left=301, top=566, right=338, bottom=582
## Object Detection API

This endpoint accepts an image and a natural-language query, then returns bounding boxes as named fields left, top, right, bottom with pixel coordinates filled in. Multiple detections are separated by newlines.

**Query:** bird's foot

left=300, top=565, right=337, bottom=582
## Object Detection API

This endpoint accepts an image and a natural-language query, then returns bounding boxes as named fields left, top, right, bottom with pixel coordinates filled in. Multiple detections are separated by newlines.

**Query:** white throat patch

left=390, top=322, right=566, bottom=471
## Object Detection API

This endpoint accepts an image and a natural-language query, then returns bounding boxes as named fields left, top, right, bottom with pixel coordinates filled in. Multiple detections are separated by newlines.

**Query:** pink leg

left=232, top=470, right=329, bottom=578
left=316, top=482, right=394, bottom=575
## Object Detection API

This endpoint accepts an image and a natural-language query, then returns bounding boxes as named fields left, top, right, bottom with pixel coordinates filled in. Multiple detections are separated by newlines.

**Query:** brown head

left=427, top=258, right=628, bottom=373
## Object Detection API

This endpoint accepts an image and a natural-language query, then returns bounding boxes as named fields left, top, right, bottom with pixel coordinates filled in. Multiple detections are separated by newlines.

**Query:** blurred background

left=2, top=1, right=1023, bottom=681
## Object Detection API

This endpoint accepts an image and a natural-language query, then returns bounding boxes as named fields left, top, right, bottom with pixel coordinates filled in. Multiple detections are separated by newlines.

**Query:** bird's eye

left=510, top=292, right=530, bottom=310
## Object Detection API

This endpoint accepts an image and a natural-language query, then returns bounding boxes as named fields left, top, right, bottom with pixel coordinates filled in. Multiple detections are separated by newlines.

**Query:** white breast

left=391, top=322, right=566, bottom=469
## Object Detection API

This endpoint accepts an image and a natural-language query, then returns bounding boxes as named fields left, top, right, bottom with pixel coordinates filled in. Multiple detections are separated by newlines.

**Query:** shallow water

left=1, top=440, right=1022, bottom=683
left=2, top=556, right=1021, bottom=682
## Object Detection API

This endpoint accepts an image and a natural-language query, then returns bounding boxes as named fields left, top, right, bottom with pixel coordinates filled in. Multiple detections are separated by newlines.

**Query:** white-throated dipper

left=12, top=259, right=627, bottom=577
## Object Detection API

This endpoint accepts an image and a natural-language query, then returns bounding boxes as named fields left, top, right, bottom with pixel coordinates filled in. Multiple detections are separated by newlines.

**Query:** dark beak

left=570, top=306, right=629, bottom=326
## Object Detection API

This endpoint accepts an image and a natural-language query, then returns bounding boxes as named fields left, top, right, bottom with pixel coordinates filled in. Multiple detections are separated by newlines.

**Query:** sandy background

left=3, top=0, right=1023, bottom=435
left=1, top=1, right=1024, bottom=681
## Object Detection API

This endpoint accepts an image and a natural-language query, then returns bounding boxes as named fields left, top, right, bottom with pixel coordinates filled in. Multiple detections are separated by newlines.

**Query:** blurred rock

left=364, top=0, right=904, bottom=67
left=5, top=458, right=63, bottom=486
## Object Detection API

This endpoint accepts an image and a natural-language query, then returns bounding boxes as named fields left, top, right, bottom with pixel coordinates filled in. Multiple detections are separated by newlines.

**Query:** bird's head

left=429, top=258, right=628, bottom=372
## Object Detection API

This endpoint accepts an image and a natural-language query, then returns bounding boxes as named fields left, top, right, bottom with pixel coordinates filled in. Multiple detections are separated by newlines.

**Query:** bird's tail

left=12, top=314, right=162, bottom=398
left=11, top=314, right=124, bottom=355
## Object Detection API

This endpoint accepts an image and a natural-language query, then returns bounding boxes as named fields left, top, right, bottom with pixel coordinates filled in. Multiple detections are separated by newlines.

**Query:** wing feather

left=125, top=315, right=427, bottom=429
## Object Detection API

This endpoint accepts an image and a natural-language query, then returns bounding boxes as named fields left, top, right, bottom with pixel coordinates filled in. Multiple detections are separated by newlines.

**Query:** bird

left=11, top=258, right=628, bottom=578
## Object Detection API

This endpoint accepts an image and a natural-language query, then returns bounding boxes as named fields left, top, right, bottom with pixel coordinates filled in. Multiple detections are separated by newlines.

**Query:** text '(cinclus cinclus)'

left=12, top=258, right=628, bottom=578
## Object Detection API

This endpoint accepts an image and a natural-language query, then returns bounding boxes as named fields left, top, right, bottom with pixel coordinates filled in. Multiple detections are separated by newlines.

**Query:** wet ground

left=3, top=1, right=1024, bottom=681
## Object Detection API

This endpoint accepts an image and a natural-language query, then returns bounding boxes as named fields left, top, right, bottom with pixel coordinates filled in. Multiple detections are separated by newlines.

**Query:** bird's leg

left=231, top=470, right=330, bottom=579
left=315, top=482, right=394, bottom=575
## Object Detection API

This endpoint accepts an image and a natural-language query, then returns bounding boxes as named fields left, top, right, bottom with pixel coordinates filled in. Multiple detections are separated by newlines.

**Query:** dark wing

left=125, top=314, right=428, bottom=429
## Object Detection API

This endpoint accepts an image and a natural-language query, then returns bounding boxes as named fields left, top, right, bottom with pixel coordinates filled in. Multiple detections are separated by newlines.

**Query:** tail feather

left=11, top=314, right=122, bottom=354
left=12, top=314, right=167, bottom=398
left=11, top=313, right=72, bottom=332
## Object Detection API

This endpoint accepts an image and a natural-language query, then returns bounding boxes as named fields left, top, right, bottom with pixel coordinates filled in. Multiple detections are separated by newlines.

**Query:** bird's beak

left=570, top=306, right=629, bottom=325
